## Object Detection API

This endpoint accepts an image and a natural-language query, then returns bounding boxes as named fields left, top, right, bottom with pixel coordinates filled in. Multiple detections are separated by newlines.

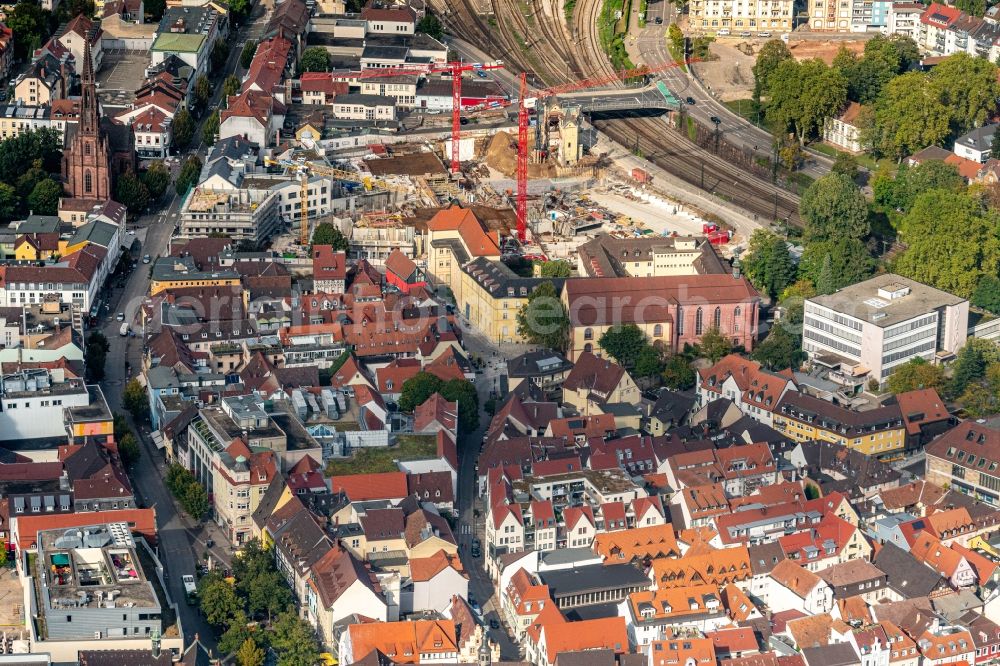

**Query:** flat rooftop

left=66, top=386, right=113, bottom=424
left=810, top=273, right=966, bottom=328
left=35, top=523, right=159, bottom=612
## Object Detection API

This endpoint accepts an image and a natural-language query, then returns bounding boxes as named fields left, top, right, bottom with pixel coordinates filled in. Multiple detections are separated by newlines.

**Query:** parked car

left=655, top=16, right=662, bottom=23
left=142, top=254, right=151, bottom=264
left=116, top=312, right=125, bottom=322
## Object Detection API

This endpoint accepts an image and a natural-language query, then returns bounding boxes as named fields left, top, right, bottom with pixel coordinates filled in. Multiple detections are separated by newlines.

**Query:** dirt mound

left=484, top=131, right=517, bottom=176
left=481, top=130, right=561, bottom=178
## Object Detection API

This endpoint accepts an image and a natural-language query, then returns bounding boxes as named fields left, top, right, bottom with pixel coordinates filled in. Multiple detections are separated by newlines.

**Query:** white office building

left=802, top=274, right=968, bottom=385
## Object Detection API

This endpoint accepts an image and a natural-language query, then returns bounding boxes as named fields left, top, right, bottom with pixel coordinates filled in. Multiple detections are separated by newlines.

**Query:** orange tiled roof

left=593, top=523, right=680, bottom=563
left=651, top=546, right=751, bottom=588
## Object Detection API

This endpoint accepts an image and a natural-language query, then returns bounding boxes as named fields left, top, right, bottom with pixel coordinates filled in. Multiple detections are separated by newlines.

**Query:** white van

left=120, top=322, right=130, bottom=337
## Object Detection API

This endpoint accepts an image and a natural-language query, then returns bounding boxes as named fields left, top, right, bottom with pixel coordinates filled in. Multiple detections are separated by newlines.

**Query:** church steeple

left=79, top=34, right=98, bottom=135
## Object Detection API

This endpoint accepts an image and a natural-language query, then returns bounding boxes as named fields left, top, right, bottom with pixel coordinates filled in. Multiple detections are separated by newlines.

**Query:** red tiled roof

left=896, top=388, right=949, bottom=436
left=427, top=205, right=501, bottom=257
left=331, top=471, right=408, bottom=501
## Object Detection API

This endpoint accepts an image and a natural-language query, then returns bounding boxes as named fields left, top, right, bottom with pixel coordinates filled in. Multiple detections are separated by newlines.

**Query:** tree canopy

left=741, top=229, right=795, bottom=299
left=894, top=190, right=1000, bottom=298
left=171, top=109, right=195, bottom=151
left=885, top=357, right=946, bottom=394
left=765, top=58, right=848, bottom=142
left=516, top=281, right=569, bottom=352
left=176, top=155, right=203, bottom=194
left=752, top=39, right=793, bottom=103
left=299, top=47, right=331, bottom=73
left=800, top=173, right=870, bottom=242
left=311, top=222, right=350, bottom=250
left=598, top=324, right=647, bottom=368
left=540, top=260, right=572, bottom=277
left=142, top=161, right=171, bottom=200
left=116, top=170, right=150, bottom=219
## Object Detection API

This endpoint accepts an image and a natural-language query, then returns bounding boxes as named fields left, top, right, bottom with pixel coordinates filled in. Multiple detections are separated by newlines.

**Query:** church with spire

left=60, top=35, right=134, bottom=223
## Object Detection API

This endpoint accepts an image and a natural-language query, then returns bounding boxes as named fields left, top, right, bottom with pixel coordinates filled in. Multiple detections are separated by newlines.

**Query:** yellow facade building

left=149, top=256, right=242, bottom=296
left=773, top=390, right=906, bottom=459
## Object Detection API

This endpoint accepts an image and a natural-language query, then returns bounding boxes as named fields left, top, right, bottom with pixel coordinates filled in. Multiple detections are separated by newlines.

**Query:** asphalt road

left=453, top=320, right=522, bottom=660
left=629, top=7, right=830, bottom=179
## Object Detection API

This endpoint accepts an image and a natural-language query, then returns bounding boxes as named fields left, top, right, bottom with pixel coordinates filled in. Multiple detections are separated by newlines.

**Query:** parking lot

left=97, top=51, right=149, bottom=92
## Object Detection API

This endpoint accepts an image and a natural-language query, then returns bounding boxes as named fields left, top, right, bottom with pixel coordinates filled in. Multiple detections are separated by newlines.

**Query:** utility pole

left=700, top=161, right=705, bottom=189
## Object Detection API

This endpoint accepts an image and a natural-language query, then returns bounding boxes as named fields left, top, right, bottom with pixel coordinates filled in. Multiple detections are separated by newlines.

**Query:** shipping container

left=632, top=167, right=650, bottom=183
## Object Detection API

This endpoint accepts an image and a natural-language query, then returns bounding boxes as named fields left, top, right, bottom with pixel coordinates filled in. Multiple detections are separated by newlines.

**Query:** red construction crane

left=357, top=61, right=506, bottom=173
left=514, top=60, right=696, bottom=243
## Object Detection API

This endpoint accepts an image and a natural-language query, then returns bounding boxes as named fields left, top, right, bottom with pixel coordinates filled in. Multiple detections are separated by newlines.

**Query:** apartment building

left=809, top=0, right=852, bottom=31
left=0, top=100, right=79, bottom=143
left=801, top=274, right=968, bottom=386
left=178, top=186, right=282, bottom=243
left=773, top=391, right=906, bottom=459
left=887, top=2, right=924, bottom=41
left=212, top=438, right=278, bottom=546
left=925, top=422, right=1000, bottom=506
left=575, top=235, right=726, bottom=278
left=690, top=0, right=795, bottom=32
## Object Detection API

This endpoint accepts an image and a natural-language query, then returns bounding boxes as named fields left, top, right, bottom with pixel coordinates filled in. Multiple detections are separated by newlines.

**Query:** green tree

left=634, top=345, right=663, bottom=378
left=668, top=23, right=684, bottom=53
left=240, top=40, right=258, bottom=69
left=0, top=129, right=63, bottom=183
left=176, top=155, right=203, bottom=194
left=751, top=324, right=804, bottom=370
left=752, top=39, right=793, bottom=103
left=766, top=58, right=848, bottom=142
left=951, top=338, right=1000, bottom=398
left=210, top=38, right=230, bottom=73
left=875, top=160, right=964, bottom=213
left=885, top=357, right=946, bottom=394
left=142, top=161, right=171, bottom=200
left=123, top=377, right=149, bottom=421
left=799, top=238, right=873, bottom=294
left=398, top=372, right=445, bottom=413
left=85, top=331, right=109, bottom=382
left=804, top=483, right=821, bottom=500
left=299, top=47, right=331, bottom=73
left=236, top=638, right=266, bottom=666
left=7, top=1, right=53, bottom=61
left=515, top=281, right=570, bottom=352
left=540, top=260, right=572, bottom=278
left=870, top=71, right=951, bottom=160
left=228, top=0, right=250, bottom=21
left=800, top=173, right=870, bottom=242
left=741, top=229, right=795, bottom=299
left=271, top=610, right=322, bottom=666
left=440, top=378, right=480, bottom=432
left=416, top=12, right=444, bottom=39
left=218, top=614, right=254, bottom=655
left=311, top=222, right=350, bottom=250
left=0, top=183, right=17, bottom=223
left=661, top=354, right=696, bottom=390
left=958, top=362, right=1000, bottom=417
left=831, top=152, right=859, bottom=180
left=930, top=52, right=1000, bottom=135
left=116, top=170, right=150, bottom=219
left=182, top=481, right=210, bottom=520
left=973, top=274, right=1000, bottom=314
left=223, top=74, right=241, bottom=100
left=598, top=324, right=647, bottom=368
left=203, top=110, right=221, bottom=146
left=198, top=573, right=242, bottom=627
left=171, top=108, right=195, bottom=151
left=246, top=569, right=292, bottom=623
left=894, top=190, right=1000, bottom=298
left=194, top=76, right=212, bottom=110
left=118, top=432, right=141, bottom=467
left=697, top=327, right=732, bottom=363
left=15, top=163, right=47, bottom=202
left=145, top=0, right=165, bottom=19
left=27, top=179, right=61, bottom=215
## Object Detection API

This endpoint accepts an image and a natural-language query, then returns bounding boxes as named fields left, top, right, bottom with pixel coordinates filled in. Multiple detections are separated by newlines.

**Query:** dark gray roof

left=748, top=541, right=786, bottom=576
left=801, top=643, right=860, bottom=666
left=462, top=257, right=566, bottom=299
left=554, top=649, right=616, bottom=666
left=79, top=650, right=172, bottom=666
left=538, top=563, right=648, bottom=598
left=650, top=390, right=695, bottom=424
left=873, top=542, right=943, bottom=599
left=362, top=45, right=409, bottom=59
left=507, top=349, right=573, bottom=379
left=956, top=123, right=999, bottom=149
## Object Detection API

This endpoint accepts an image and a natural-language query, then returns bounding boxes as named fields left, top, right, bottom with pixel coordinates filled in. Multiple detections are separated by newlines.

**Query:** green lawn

left=808, top=142, right=890, bottom=172
left=326, top=434, right=438, bottom=476
left=722, top=98, right=765, bottom=128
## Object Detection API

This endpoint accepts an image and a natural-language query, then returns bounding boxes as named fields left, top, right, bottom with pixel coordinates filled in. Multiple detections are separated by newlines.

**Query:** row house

left=778, top=513, right=872, bottom=573
left=697, top=354, right=796, bottom=427
left=621, top=584, right=730, bottom=648
left=664, top=442, right=777, bottom=497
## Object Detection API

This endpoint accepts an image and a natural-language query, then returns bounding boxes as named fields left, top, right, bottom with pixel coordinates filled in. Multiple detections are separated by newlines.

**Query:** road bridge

left=554, top=81, right=679, bottom=113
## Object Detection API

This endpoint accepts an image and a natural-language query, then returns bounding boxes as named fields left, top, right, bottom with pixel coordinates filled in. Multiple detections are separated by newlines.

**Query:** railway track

left=435, top=0, right=802, bottom=225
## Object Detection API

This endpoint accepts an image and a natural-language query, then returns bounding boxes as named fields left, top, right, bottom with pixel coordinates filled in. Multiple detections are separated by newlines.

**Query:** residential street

left=454, top=317, right=524, bottom=660
left=91, top=9, right=272, bottom=649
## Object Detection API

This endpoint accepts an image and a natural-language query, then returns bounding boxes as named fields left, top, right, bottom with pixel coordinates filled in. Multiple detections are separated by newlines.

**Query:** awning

left=150, top=431, right=166, bottom=450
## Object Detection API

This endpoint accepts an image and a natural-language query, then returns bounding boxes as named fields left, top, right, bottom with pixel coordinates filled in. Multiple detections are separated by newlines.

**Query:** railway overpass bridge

left=554, top=81, right=680, bottom=114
